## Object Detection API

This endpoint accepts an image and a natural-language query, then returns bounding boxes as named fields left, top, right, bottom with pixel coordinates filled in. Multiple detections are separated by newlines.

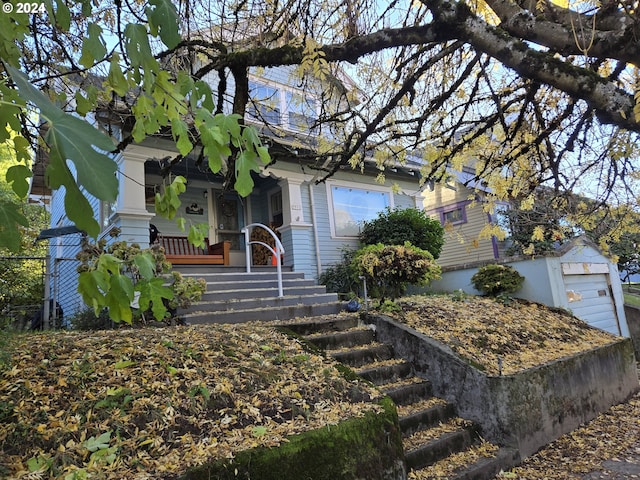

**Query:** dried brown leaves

left=394, top=295, right=619, bottom=375
left=0, top=323, right=381, bottom=479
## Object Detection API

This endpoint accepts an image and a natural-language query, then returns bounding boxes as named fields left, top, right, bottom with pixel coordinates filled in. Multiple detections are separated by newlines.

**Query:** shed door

left=563, top=273, right=620, bottom=335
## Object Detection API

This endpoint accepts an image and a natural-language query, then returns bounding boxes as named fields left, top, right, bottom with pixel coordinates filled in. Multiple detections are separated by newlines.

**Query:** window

left=286, top=91, right=317, bottom=132
left=248, top=80, right=318, bottom=133
left=100, top=200, right=117, bottom=230
left=330, top=185, right=390, bottom=237
left=269, top=190, right=283, bottom=228
left=443, top=207, right=464, bottom=224
left=248, top=82, right=281, bottom=125
left=436, top=202, right=468, bottom=226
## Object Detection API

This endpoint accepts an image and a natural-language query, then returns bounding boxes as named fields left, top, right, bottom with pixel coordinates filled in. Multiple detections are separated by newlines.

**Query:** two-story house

left=37, top=61, right=426, bottom=318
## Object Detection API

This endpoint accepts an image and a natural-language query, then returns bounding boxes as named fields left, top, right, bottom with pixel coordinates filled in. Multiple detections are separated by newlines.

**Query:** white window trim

left=326, top=180, right=394, bottom=239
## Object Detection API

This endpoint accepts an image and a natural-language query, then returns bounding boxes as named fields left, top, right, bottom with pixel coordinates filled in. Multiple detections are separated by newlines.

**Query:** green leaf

left=146, top=0, right=181, bottom=49
left=79, top=23, right=107, bottom=69
left=114, top=360, right=135, bottom=369
left=12, top=135, right=31, bottom=163
left=83, top=431, right=111, bottom=452
left=0, top=84, right=26, bottom=143
left=7, top=66, right=118, bottom=236
left=133, top=252, right=156, bottom=280
left=53, top=0, right=71, bottom=30
left=187, top=223, right=208, bottom=248
left=0, top=200, right=29, bottom=252
left=252, top=426, right=267, bottom=437
left=78, top=270, right=108, bottom=313
left=235, top=149, right=260, bottom=197
left=171, top=118, right=193, bottom=156
left=106, top=54, right=129, bottom=97
left=104, top=274, right=134, bottom=323
left=6, top=164, right=31, bottom=198
left=137, top=277, right=173, bottom=320
left=124, top=23, right=157, bottom=73
left=74, top=90, right=92, bottom=117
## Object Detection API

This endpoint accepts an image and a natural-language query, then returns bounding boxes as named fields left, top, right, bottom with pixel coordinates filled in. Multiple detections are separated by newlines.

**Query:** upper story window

left=248, top=82, right=281, bottom=125
left=248, top=80, right=318, bottom=134
left=286, top=91, right=318, bottom=132
left=436, top=201, right=468, bottom=226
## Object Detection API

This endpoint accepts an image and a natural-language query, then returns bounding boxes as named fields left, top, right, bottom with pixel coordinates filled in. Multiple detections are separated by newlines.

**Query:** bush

left=359, top=207, right=445, bottom=259
left=351, top=242, right=441, bottom=302
left=471, top=264, right=525, bottom=296
left=318, top=247, right=360, bottom=295
left=69, top=308, right=114, bottom=331
left=76, top=231, right=205, bottom=324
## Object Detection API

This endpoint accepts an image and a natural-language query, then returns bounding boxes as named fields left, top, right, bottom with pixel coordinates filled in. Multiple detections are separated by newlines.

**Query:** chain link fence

left=0, top=255, right=86, bottom=331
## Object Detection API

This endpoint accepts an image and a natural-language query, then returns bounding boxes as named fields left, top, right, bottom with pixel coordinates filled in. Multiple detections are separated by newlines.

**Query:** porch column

left=110, top=150, right=154, bottom=246
left=277, top=177, right=315, bottom=278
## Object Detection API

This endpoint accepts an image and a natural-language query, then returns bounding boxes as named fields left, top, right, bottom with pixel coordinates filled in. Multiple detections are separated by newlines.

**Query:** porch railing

left=241, top=223, right=285, bottom=298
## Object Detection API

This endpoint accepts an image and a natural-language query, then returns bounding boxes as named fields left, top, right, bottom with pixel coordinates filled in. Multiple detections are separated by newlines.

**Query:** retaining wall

left=365, top=314, right=638, bottom=458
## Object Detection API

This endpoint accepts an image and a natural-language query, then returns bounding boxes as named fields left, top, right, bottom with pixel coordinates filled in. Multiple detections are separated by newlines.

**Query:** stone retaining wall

left=365, top=314, right=638, bottom=458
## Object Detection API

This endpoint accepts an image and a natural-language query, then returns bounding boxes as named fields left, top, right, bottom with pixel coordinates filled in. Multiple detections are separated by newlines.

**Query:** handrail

left=241, top=223, right=285, bottom=297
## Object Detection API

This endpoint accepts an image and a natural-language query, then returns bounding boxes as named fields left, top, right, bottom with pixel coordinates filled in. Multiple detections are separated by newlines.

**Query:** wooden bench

left=158, top=236, right=231, bottom=265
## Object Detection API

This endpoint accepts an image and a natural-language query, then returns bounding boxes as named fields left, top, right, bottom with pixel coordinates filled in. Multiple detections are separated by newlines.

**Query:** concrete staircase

left=284, top=314, right=520, bottom=480
left=173, top=266, right=342, bottom=324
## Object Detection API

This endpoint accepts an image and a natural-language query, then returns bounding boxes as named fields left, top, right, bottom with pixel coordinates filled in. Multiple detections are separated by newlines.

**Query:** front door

left=208, top=190, right=247, bottom=264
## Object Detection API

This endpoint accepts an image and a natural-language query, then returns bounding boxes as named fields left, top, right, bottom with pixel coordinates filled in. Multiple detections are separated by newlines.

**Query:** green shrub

left=76, top=231, right=205, bottom=324
left=318, top=247, right=360, bottom=295
left=359, top=207, right=445, bottom=259
left=351, top=242, right=441, bottom=302
left=470, top=264, right=525, bottom=296
left=69, top=308, right=114, bottom=331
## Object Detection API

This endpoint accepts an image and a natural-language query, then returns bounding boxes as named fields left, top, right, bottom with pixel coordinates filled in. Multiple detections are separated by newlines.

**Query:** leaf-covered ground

left=0, top=321, right=381, bottom=479
left=392, top=295, right=619, bottom=375
left=1, top=296, right=636, bottom=479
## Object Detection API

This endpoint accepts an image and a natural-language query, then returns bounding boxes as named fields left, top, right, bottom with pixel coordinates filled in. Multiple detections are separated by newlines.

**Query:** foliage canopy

left=0, top=0, right=639, bottom=290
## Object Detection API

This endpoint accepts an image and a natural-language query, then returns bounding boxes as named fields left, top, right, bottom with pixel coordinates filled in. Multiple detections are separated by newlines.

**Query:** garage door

left=563, top=273, right=620, bottom=335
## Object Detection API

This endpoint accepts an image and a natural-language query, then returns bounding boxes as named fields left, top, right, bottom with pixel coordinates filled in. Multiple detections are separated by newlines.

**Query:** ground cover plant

left=389, top=294, right=618, bottom=375
left=0, top=321, right=381, bottom=479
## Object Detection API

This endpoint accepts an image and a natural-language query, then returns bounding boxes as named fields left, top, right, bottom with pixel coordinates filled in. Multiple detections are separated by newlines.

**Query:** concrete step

left=449, top=446, right=520, bottom=480
left=399, top=402, right=457, bottom=437
left=184, top=293, right=339, bottom=314
left=328, top=343, right=395, bottom=367
left=200, top=285, right=329, bottom=301
left=356, top=360, right=414, bottom=386
left=172, top=265, right=294, bottom=274
left=380, top=378, right=433, bottom=406
left=204, top=278, right=317, bottom=291
left=282, top=315, right=360, bottom=336
left=180, top=271, right=305, bottom=282
left=183, top=302, right=342, bottom=324
left=306, top=328, right=375, bottom=350
left=405, top=424, right=481, bottom=471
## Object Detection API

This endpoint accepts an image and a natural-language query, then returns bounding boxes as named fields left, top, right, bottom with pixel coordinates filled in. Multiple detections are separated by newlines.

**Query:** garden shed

left=429, top=237, right=630, bottom=337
